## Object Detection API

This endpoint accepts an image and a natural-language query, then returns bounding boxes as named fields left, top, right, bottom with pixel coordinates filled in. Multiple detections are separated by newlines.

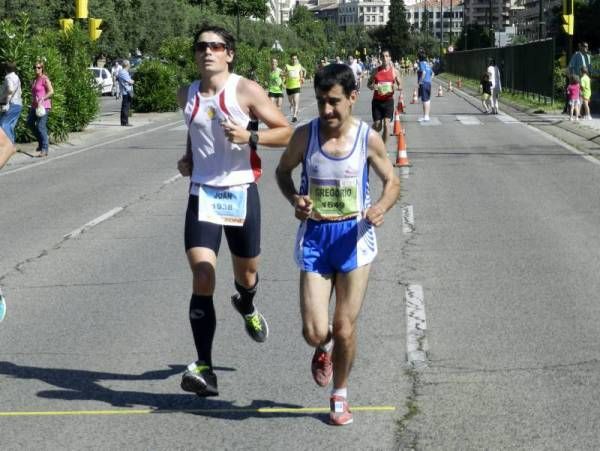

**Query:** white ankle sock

left=332, top=387, right=347, bottom=398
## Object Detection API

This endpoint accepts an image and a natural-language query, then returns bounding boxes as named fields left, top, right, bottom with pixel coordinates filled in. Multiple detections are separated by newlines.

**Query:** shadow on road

left=0, top=361, right=317, bottom=421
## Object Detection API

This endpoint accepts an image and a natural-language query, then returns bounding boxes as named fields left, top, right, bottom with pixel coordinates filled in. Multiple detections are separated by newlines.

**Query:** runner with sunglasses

left=176, top=25, right=292, bottom=397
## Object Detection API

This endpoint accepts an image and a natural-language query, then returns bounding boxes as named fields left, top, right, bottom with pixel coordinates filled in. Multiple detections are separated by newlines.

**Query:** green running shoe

left=231, top=294, right=269, bottom=343
left=180, top=362, right=218, bottom=397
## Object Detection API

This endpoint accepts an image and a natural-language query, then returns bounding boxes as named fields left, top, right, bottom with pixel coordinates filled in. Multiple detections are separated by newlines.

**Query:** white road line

left=456, top=115, right=481, bottom=125
left=402, top=205, right=414, bottom=233
left=494, top=113, right=520, bottom=124
left=169, top=124, right=187, bottom=131
left=405, top=284, right=428, bottom=368
left=0, top=120, right=183, bottom=178
left=64, top=207, right=124, bottom=239
left=162, top=174, right=182, bottom=186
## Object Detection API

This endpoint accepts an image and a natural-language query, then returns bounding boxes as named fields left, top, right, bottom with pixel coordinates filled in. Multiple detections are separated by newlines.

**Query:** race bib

left=376, top=82, right=393, bottom=95
left=197, top=185, right=247, bottom=226
left=310, top=177, right=359, bottom=219
left=288, top=68, right=299, bottom=78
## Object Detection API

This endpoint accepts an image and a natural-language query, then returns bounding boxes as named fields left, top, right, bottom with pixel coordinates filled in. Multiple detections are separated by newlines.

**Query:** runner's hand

left=221, top=116, right=247, bottom=144
left=177, top=155, right=192, bottom=177
left=293, top=195, right=313, bottom=220
left=364, top=205, right=385, bottom=227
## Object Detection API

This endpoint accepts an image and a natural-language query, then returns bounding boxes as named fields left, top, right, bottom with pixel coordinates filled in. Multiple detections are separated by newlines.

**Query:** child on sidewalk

left=566, top=74, right=581, bottom=121
left=480, top=72, right=492, bottom=113
left=580, top=67, right=592, bottom=120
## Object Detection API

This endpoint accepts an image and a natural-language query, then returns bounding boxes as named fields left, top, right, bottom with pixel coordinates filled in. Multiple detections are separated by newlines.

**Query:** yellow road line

left=0, top=405, right=396, bottom=417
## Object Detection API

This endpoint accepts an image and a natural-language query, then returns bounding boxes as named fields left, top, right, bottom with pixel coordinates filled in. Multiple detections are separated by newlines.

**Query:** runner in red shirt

left=367, top=49, right=402, bottom=145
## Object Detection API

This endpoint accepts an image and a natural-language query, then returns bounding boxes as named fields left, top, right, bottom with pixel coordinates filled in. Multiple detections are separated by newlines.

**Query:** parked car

left=88, top=67, right=113, bottom=95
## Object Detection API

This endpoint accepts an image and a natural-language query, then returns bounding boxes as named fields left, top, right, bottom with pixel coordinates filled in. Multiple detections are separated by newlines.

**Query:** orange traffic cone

left=410, top=88, right=418, bottom=104
left=437, top=85, right=444, bottom=97
left=448, top=81, right=454, bottom=92
left=392, top=108, right=401, bottom=136
left=397, top=92, right=405, bottom=114
left=394, top=120, right=411, bottom=167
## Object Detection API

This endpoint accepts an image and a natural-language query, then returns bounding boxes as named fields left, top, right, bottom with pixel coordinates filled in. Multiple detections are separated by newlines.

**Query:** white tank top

left=299, top=118, right=372, bottom=220
left=184, top=74, right=261, bottom=188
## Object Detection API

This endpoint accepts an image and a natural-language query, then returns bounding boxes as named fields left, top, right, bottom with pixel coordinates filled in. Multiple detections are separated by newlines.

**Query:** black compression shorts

left=184, top=183, right=261, bottom=258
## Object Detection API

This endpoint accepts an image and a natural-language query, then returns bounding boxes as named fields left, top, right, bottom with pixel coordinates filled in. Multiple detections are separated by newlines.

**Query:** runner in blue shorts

left=276, top=64, right=400, bottom=425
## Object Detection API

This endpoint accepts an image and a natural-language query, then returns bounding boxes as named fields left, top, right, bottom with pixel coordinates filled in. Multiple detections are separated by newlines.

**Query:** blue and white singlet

left=294, top=118, right=378, bottom=274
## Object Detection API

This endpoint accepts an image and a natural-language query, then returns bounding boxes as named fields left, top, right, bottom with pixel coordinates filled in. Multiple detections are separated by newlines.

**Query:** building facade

left=405, top=0, right=464, bottom=39
left=337, top=0, right=391, bottom=28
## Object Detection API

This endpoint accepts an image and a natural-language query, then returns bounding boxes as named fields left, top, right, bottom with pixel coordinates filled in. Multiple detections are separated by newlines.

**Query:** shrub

left=132, top=60, right=179, bottom=112
left=0, top=14, right=98, bottom=143
left=157, top=36, right=197, bottom=86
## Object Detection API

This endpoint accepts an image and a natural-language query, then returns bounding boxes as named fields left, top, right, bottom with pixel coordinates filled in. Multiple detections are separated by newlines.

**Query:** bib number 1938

left=197, top=185, right=248, bottom=226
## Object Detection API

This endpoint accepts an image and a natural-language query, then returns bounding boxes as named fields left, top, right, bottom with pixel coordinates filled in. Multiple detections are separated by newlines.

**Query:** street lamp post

left=440, top=0, right=443, bottom=56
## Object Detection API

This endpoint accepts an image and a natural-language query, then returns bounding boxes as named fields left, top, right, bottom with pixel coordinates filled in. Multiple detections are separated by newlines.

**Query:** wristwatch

left=248, top=130, right=259, bottom=147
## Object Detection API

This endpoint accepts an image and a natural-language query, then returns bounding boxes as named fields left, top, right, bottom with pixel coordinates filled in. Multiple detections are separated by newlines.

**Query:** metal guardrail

left=444, top=39, right=555, bottom=102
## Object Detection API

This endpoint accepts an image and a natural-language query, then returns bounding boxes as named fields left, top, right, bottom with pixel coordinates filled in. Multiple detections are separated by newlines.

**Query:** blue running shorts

left=294, top=217, right=377, bottom=274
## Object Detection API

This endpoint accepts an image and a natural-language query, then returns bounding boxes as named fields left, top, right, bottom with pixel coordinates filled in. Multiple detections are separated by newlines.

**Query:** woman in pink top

left=26, top=60, right=54, bottom=157
left=566, top=74, right=581, bottom=122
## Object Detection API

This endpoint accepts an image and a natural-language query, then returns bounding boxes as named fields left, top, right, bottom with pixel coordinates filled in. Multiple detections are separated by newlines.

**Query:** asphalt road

left=1, top=80, right=600, bottom=449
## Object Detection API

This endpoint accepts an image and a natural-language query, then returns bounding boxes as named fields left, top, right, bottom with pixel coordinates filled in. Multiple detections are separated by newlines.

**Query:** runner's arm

left=176, top=85, right=192, bottom=176
left=0, top=129, right=16, bottom=170
left=365, top=130, right=400, bottom=226
left=233, top=78, right=292, bottom=148
left=394, top=68, right=403, bottom=91
left=275, top=125, right=313, bottom=219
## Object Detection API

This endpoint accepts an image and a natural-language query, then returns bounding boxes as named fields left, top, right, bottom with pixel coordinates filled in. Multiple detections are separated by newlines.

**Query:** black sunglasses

left=194, top=41, right=228, bottom=52
left=35, top=65, right=42, bottom=69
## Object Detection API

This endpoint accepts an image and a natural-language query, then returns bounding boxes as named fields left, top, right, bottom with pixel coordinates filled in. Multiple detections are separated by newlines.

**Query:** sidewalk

left=436, top=75, right=600, bottom=159
left=8, top=105, right=181, bottom=168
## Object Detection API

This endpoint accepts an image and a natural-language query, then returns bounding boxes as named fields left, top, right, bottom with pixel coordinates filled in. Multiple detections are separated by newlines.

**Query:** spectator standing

left=568, top=42, right=591, bottom=79
left=487, top=58, right=501, bottom=114
left=0, top=62, right=22, bottom=144
left=564, top=42, right=591, bottom=115
left=580, top=67, right=592, bottom=120
left=567, top=74, right=581, bottom=122
left=27, top=61, right=53, bottom=157
left=417, top=50, right=433, bottom=121
left=117, top=60, right=134, bottom=126
left=111, top=60, right=122, bottom=99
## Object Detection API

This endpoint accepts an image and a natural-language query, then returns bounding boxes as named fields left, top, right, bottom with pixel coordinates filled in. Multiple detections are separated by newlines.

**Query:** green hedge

left=0, top=14, right=98, bottom=144
left=132, top=60, right=179, bottom=113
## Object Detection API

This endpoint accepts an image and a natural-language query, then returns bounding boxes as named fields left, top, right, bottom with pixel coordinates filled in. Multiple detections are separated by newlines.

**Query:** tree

left=288, top=5, right=327, bottom=52
left=218, top=0, right=268, bottom=20
left=455, top=24, right=494, bottom=50
left=384, top=0, right=411, bottom=59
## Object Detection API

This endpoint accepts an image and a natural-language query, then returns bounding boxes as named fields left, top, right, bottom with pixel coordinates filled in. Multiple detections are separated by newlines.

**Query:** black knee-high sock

left=189, top=294, right=216, bottom=367
left=234, top=274, right=259, bottom=315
